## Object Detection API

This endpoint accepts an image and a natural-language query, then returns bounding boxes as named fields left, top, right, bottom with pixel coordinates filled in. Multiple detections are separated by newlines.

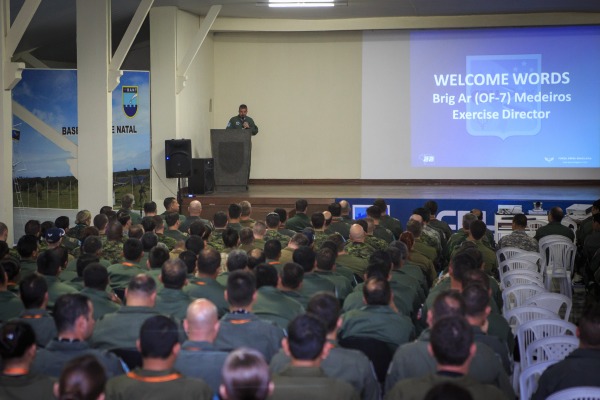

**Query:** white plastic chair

left=504, top=306, right=560, bottom=334
left=512, top=251, right=543, bottom=266
left=517, top=319, right=577, bottom=369
left=561, top=216, right=578, bottom=242
left=524, top=292, right=573, bottom=322
left=540, top=240, right=577, bottom=298
left=502, top=284, right=547, bottom=314
left=525, top=336, right=579, bottom=367
left=499, top=258, right=542, bottom=282
left=501, top=270, right=544, bottom=290
left=520, top=361, right=557, bottom=400
left=539, top=234, right=573, bottom=249
left=547, top=386, right=600, bottom=400
left=496, top=246, right=536, bottom=264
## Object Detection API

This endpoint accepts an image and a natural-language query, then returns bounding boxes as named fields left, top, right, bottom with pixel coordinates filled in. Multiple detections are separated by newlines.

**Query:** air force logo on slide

left=123, top=86, right=138, bottom=118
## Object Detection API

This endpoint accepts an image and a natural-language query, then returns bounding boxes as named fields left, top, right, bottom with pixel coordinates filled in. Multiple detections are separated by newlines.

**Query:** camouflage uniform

left=208, top=229, right=225, bottom=253
left=498, top=230, right=539, bottom=252
left=240, top=218, right=255, bottom=228
left=67, top=223, right=87, bottom=241
left=365, top=235, right=388, bottom=251
left=264, top=229, right=290, bottom=248
left=379, top=215, right=403, bottom=240
left=102, top=240, right=125, bottom=265
left=61, top=236, right=80, bottom=256
left=157, top=233, right=177, bottom=251
left=344, top=241, right=376, bottom=260
left=373, top=225, right=394, bottom=243
left=313, top=231, right=330, bottom=251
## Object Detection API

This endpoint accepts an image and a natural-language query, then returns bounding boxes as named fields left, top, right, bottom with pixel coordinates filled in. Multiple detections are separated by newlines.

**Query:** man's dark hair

left=179, top=250, right=197, bottom=274
left=293, top=246, right=316, bottom=273
left=228, top=203, right=242, bottom=219
left=579, top=304, right=600, bottom=348
left=83, top=263, right=110, bottom=291
left=76, top=254, right=100, bottom=277
left=366, top=205, right=382, bottom=219
left=239, top=228, right=254, bottom=245
left=424, top=200, right=439, bottom=216
left=221, top=348, right=271, bottom=400
left=369, top=250, right=392, bottom=268
left=148, top=246, right=170, bottom=270
left=295, top=199, right=308, bottom=213
left=462, top=213, right=478, bottom=231
left=161, top=259, right=187, bottom=289
left=19, top=273, right=48, bottom=309
left=144, top=201, right=157, bottom=214
left=316, top=248, right=336, bottom=271
left=328, top=202, right=342, bottom=217
left=163, top=197, right=176, bottom=211
left=461, top=268, right=490, bottom=291
left=141, top=232, right=159, bottom=251
left=164, top=212, right=180, bottom=228
left=431, top=290, right=466, bottom=324
left=54, top=294, right=91, bottom=333
left=58, top=355, right=107, bottom=400
left=24, top=219, right=42, bottom=236
left=281, top=262, right=304, bottom=290
left=469, top=220, right=486, bottom=241
left=273, top=208, right=288, bottom=223
left=373, top=199, right=387, bottom=214
left=226, top=270, right=256, bottom=308
left=189, top=221, right=210, bottom=239
left=254, top=264, right=278, bottom=288
left=512, top=213, right=528, bottom=228
left=455, top=243, right=483, bottom=269
left=355, top=219, right=368, bottom=233
left=123, top=238, right=143, bottom=261
left=127, top=274, right=157, bottom=295
left=320, top=240, right=338, bottom=255
left=197, top=248, right=221, bottom=275
left=141, top=216, right=156, bottom=233
left=100, top=206, right=113, bottom=215
left=550, top=206, right=565, bottom=222
left=40, top=221, right=55, bottom=238
left=265, top=213, right=281, bottom=229
left=0, top=322, right=36, bottom=360
left=365, top=262, right=390, bottom=280
left=311, top=212, right=325, bottom=229
left=326, top=234, right=345, bottom=252
left=222, top=227, right=239, bottom=249
left=412, top=207, right=431, bottom=223
left=462, top=283, right=489, bottom=317
left=1, top=258, right=20, bottom=282
left=37, top=248, right=68, bottom=276
left=290, top=233, right=309, bottom=247
left=93, top=214, right=109, bottom=231
left=286, top=314, right=327, bottom=361
left=386, top=246, right=402, bottom=269
left=227, top=249, right=248, bottom=272
left=264, top=239, right=282, bottom=260
left=247, top=248, right=266, bottom=271
left=406, top=219, right=422, bottom=238
left=430, top=316, right=474, bottom=366
left=307, top=292, right=340, bottom=333
left=17, top=235, right=38, bottom=258
left=450, top=252, right=479, bottom=283
left=363, top=277, right=391, bottom=306
left=55, top=216, right=70, bottom=230
left=116, top=212, right=131, bottom=228
left=81, top=236, right=102, bottom=255
left=139, top=315, right=179, bottom=359
left=213, top=211, right=228, bottom=228
left=185, top=235, right=205, bottom=255
left=151, top=216, right=164, bottom=231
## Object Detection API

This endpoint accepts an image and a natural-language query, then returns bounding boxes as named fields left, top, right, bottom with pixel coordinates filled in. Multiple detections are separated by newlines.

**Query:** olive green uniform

left=373, top=225, right=394, bottom=243
left=42, top=275, right=79, bottom=309
left=174, top=341, right=228, bottom=395
left=326, top=218, right=351, bottom=239
left=0, top=373, right=56, bottom=400
left=340, top=304, right=415, bottom=348
left=254, top=285, right=304, bottom=330
left=336, top=253, right=368, bottom=276
left=107, top=261, right=146, bottom=290
left=80, top=287, right=120, bottom=320
left=285, top=213, right=311, bottom=233
left=183, top=277, right=228, bottom=317
left=12, top=308, right=57, bottom=347
left=91, top=306, right=161, bottom=350
left=379, top=215, right=403, bottom=240
left=0, top=290, right=25, bottom=322
left=154, top=287, right=194, bottom=320
left=314, top=270, right=353, bottom=300
left=299, top=273, right=336, bottom=299
left=270, top=366, right=360, bottom=400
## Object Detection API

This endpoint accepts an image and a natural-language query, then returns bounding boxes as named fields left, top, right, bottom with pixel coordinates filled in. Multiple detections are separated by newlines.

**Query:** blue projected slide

left=410, top=26, right=600, bottom=168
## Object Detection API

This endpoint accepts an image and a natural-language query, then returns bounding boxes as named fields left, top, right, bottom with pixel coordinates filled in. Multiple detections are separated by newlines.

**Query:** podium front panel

left=210, top=129, right=251, bottom=190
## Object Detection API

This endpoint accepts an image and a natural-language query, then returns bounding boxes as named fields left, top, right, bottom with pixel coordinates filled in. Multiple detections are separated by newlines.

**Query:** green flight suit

left=340, top=304, right=415, bottom=348
left=373, top=225, right=394, bottom=243
left=174, top=341, right=228, bottom=395
left=408, top=250, right=437, bottom=286
left=270, top=366, right=360, bottom=400
left=326, top=219, right=351, bottom=239
left=183, top=277, right=228, bottom=317
left=42, top=275, right=79, bottom=309
left=342, top=283, right=414, bottom=320
left=299, top=273, right=336, bottom=299
left=391, top=269, right=426, bottom=305
left=0, top=290, right=25, bottom=322
left=285, top=213, right=311, bottom=233
left=227, top=114, right=258, bottom=135
left=105, top=368, right=212, bottom=400
left=314, top=270, right=353, bottom=300
left=254, top=285, right=304, bottom=330
left=80, top=287, right=120, bottom=321
left=154, top=287, right=194, bottom=320
left=179, top=216, right=212, bottom=233
left=336, top=253, right=368, bottom=276
left=12, top=308, right=57, bottom=347
left=91, top=306, right=161, bottom=350
left=17, top=259, right=38, bottom=282
left=280, top=289, right=309, bottom=309
left=107, top=261, right=146, bottom=290
left=0, top=373, right=56, bottom=400
left=379, top=215, right=403, bottom=240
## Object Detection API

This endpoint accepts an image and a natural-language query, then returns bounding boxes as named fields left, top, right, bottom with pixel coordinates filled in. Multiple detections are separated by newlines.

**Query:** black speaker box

left=165, top=139, right=192, bottom=178
left=188, top=158, right=215, bottom=194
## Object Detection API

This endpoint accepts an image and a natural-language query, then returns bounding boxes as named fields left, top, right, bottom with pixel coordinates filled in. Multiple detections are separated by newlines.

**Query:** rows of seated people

left=0, top=195, right=598, bottom=400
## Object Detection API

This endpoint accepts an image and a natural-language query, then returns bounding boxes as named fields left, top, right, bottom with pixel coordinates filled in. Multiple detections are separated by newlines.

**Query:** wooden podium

left=210, top=129, right=251, bottom=192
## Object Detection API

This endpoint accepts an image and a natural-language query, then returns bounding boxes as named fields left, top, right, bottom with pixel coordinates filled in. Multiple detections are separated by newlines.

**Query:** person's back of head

left=363, top=276, right=391, bottom=306
left=355, top=219, right=368, bottom=234
left=141, top=216, right=156, bottom=233
left=121, top=193, right=134, bottom=210
left=223, top=227, right=239, bottom=249
left=289, top=233, right=309, bottom=248
left=247, top=249, right=265, bottom=271
left=148, top=245, right=170, bottom=270
left=161, top=259, right=187, bottom=290
left=412, top=207, right=431, bottom=223
left=469, top=220, right=486, bottom=241
left=398, top=231, right=415, bottom=250
left=0, top=321, right=36, bottom=362
left=123, top=238, right=143, bottom=262
left=295, top=199, right=308, bottom=213
left=405, top=219, right=423, bottom=238
left=320, top=240, right=337, bottom=255
left=220, top=348, right=272, bottom=400
left=462, top=213, right=478, bottom=231
left=273, top=208, right=287, bottom=224
left=189, top=221, right=210, bottom=239
left=151, top=216, right=164, bottom=232
left=19, top=273, right=48, bottom=309
left=240, top=201, right=252, bottom=217
left=430, top=316, right=474, bottom=367
left=512, top=213, right=528, bottom=229
left=550, top=206, right=565, bottom=222
left=450, top=252, right=479, bottom=284
left=141, top=232, right=159, bottom=252
left=431, top=290, right=466, bottom=326
left=315, top=248, right=336, bottom=271
left=213, top=211, right=228, bottom=228
left=93, top=213, right=109, bottom=231
left=307, top=292, right=340, bottom=334
left=326, top=234, right=345, bottom=253
left=292, top=246, right=315, bottom=273
left=17, top=234, right=38, bottom=259
left=240, top=228, right=255, bottom=245
left=227, top=249, right=248, bottom=272
left=106, top=221, right=124, bottom=241
left=144, top=201, right=157, bottom=215
left=286, top=314, right=327, bottom=361
left=57, top=354, right=107, bottom=400
left=126, top=274, right=157, bottom=301
left=1, top=258, right=20, bottom=283
left=163, top=197, right=176, bottom=212
left=54, top=294, right=91, bottom=335
left=228, top=203, right=242, bottom=220
left=185, top=235, right=205, bottom=255
left=365, top=261, right=390, bottom=281
left=252, top=221, right=266, bottom=238
left=578, top=303, right=600, bottom=349
left=83, top=263, right=110, bottom=291
left=281, top=263, right=303, bottom=290
left=328, top=202, right=342, bottom=218
left=80, top=227, right=100, bottom=243
left=254, top=264, right=278, bottom=288
left=461, top=269, right=490, bottom=292
left=164, top=212, right=180, bottom=228
left=373, top=199, right=387, bottom=214
left=37, top=247, right=68, bottom=276
left=386, top=246, right=403, bottom=269
left=369, top=249, right=391, bottom=267
left=366, top=205, right=382, bottom=220
left=77, top=254, right=100, bottom=278
left=55, top=216, right=70, bottom=231
left=139, top=315, right=179, bottom=360
left=226, top=270, right=256, bottom=308
left=263, top=239, right=282, bottom=260
left=461, top=284, right=489, bottom=318
left=82, top=235, right=102, bottom=256
left=24, top=219, right=42, bottom=237
left=197, top=248, right=221, bottom=276
left=424, top=200, right=439, bottom=216
left=178, top=250, right=197, bottom=275
left=265, top=213, right=280, bottom=229
left=455, top=243, right=483, bottom=270
left=311, top=213, right=325, bottom=229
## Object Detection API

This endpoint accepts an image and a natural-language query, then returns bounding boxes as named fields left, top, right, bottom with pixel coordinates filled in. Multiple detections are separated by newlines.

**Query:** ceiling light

left=267, top=0, right=335, bottom=7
